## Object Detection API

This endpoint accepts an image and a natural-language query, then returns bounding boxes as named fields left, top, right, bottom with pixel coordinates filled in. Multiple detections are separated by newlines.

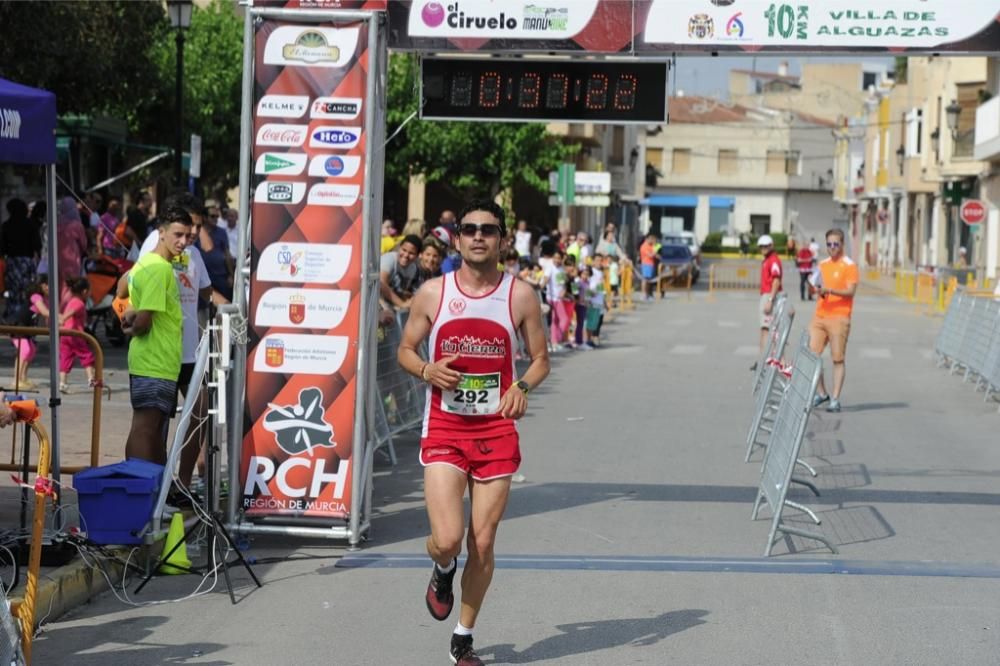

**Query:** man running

left=398, top=200, right=550, bottom=665
left=809, top=228, right=858, bottom=413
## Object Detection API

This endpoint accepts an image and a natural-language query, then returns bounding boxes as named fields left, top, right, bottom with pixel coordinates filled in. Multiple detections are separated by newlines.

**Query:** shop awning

left=642, top=194, right=698, bottom=207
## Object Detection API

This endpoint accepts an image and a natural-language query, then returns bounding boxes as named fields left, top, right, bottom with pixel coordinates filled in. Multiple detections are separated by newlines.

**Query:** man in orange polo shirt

left=809, top=228, right=858, bottom=413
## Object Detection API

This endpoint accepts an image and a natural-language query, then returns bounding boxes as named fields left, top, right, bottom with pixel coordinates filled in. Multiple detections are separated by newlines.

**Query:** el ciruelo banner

left=387, top=0, right=1000, bottom=53
left=242, top=18, right=370, bottom=521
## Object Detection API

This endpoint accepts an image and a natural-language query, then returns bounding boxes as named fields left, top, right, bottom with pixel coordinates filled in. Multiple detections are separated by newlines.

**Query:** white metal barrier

left=934, top=290, right=1000, bottom=408
left=752, top=335, right=838, bottom=557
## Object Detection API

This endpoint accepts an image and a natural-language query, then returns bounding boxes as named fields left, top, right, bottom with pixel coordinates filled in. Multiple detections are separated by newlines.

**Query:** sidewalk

left=31, top=291, right=1000, bottom=664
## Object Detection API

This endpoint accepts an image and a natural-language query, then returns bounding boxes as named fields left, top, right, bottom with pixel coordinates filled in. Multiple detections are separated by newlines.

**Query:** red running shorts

left=420, top=433, right=521, bottom=481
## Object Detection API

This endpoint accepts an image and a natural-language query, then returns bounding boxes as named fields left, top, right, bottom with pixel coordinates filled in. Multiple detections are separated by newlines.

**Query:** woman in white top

left=514, top=219, right=532, bottom=257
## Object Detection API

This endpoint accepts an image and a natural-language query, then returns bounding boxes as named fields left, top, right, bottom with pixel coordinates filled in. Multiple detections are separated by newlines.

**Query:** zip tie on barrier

left=9, top=474, right=58, bottom=500
left=765, top=357, right=793, bottom=377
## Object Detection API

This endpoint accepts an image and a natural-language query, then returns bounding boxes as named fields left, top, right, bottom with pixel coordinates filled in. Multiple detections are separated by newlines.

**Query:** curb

left=9, top=547, right=131, bottom=625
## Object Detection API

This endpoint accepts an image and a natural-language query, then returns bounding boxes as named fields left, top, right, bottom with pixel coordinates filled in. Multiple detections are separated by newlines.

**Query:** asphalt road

left=33, top=288, right=1000, bottom=665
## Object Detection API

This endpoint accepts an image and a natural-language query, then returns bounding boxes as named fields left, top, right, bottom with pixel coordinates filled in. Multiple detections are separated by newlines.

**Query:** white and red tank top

left=422, top=271, right=518, bottom=440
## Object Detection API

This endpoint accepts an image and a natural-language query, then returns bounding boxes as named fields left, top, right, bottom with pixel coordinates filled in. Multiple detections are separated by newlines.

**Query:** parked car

left=657, top=243, right=700, bottom=285
left=663, top=231, right=701, bottom=266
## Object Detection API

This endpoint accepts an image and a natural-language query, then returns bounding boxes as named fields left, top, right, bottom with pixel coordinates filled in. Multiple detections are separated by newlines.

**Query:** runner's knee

left=431, top=532, right=463, bottom=560
left=466, top=526, right=498, bottom=561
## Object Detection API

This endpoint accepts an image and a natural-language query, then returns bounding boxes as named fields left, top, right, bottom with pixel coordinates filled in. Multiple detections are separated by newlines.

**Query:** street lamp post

left=945, top=99, right=962, bottom=138
left=168, top=0, right=193, bottom=188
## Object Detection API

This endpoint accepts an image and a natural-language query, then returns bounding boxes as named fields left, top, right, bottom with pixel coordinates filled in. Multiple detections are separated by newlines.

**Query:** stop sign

left=960, top=199, right=987, bottom=225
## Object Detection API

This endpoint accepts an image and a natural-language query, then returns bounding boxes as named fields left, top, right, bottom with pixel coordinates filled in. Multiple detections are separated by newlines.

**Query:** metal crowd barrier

left=0, top=326, right=104, bottom=474
left=372, top=311, right=428, bottom=461
left=620, top=264, right=634, bottom=310
left=933, top=290, right=1000, bottom=409
left=708, top=261, right=760, bottom=294
left=895, top=268, right=995, bottom=314
left=744, top=307, right=820, bottom=494
left=751, top=294, right=789, bottom=397
left=746, top=295, right=791, bottom=456
left=655, top=264, right=693, bottom=301
left=751, top=336, right=837, bottom=557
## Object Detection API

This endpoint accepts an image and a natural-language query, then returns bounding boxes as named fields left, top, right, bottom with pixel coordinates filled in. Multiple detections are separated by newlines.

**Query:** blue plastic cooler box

left=74, top=459, right=165, bottom=545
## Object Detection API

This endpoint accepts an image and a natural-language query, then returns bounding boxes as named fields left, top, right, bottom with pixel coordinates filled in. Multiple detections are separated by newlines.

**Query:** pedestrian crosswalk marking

left=665, top=319, right=693, bottom=327
left=860, top=348, right=892, bottom=359
left=669, top=344, right=706, bottom=355
left=717, top=320, right=741, bottom=328
left=734, top=346, right=759, bottom=356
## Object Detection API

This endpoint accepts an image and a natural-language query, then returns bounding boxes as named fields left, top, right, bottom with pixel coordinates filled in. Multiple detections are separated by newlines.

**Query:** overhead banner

left=635, top=0, right=1000, bottom=52
left=388, top=0, right=635, bottom=52
left=387, top=1, right=1000, bottom=53
left=242, top=18, right=370, bottom=521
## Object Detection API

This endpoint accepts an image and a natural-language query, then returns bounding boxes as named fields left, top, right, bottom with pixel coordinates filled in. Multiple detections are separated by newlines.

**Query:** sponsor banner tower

left=232, top=2, right=386, bottom=544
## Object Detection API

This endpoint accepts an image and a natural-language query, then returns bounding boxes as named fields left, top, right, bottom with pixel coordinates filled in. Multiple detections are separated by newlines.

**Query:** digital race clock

left=420, top=58, right=668, bottom=124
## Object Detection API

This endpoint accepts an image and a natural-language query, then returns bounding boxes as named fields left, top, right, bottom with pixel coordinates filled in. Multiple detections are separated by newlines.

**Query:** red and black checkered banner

left=387, top=0, right=1000, bottom=54
left=241, top=18, right=371, bottom=521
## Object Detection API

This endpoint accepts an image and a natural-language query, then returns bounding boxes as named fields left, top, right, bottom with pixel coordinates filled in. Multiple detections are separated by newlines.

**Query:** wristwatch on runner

left=515, top=380, right=530, bottom=395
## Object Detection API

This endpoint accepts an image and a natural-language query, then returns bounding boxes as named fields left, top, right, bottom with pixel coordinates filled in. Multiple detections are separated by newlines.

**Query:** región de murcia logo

left=263, top=387, right=336, bottom=455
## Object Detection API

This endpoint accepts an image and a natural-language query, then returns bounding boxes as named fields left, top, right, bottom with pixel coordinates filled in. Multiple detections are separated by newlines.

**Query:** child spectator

left=608, top=255, right=621, bottom=300
left=585, top=264, right=607, bottom=348
left=10, top=277, right=49, bottom=389
left=544, top=250, right=571, bottom=351
left=58, top=277, right=97, bottom=392
left=566, top=255, right=589, bottom=349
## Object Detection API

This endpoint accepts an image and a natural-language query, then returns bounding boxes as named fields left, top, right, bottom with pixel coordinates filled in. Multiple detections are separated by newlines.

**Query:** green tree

left=386, top=53, right=577, bottom=217
left=0, top=1, right=167, bottom=124
left=0, top=0, right=243, bottom=198
left=147, top=0, right=244, bottom=199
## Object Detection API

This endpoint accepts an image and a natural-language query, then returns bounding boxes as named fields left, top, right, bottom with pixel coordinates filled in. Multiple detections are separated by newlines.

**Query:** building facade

left=641, top=95, right=841, bottom=244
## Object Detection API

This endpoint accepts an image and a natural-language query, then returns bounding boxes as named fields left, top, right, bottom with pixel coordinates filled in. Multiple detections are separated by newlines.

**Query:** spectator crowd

left=378, top=210, right=632, bottom=353
left=0, top=190, right=239, bottom=502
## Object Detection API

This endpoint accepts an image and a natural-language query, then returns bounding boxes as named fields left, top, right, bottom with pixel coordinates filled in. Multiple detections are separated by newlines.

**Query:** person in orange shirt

left=809, top=228, right=858, bottom=413
left=639, top=233, right=658, bottom=302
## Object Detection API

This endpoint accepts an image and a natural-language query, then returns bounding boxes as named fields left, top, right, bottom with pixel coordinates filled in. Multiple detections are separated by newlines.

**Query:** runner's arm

left=513, top=279, right=550, bottom=392
left=398, top=279, right=461, bottom=390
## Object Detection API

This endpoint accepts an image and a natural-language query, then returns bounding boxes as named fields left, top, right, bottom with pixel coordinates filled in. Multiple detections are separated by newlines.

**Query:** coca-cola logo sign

left=256, top=123, right=308, bottom=147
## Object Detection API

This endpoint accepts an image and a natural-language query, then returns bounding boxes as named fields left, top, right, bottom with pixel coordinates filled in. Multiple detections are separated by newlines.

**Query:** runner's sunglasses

left=458, top=223, right=504, bottom=238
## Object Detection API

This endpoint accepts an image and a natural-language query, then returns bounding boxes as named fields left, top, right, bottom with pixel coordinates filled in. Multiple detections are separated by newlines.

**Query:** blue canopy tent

left=0, top=76, right=65, bottom=486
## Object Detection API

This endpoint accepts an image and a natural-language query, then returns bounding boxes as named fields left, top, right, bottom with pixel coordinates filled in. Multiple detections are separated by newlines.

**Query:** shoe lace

left=452, top=638, right=478, bottom=661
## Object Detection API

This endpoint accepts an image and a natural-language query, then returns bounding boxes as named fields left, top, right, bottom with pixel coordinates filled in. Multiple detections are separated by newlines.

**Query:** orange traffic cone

left=159, top=512, right=191, bottom=575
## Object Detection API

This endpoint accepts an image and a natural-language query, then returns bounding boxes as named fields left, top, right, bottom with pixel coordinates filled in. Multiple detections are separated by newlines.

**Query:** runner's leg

left=424, top=464, right=468, bottom=567
left=459, top=476, right=512, bottom=629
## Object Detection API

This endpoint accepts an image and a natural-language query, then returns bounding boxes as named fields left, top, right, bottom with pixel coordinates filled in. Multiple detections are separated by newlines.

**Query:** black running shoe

left=450, top=634, right=484, bottom=666
left=425, top=559, right=457, bottom=621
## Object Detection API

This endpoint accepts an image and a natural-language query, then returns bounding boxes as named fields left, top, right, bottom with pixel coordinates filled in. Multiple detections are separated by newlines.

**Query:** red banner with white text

left=241, top=19, right=370, bottom=521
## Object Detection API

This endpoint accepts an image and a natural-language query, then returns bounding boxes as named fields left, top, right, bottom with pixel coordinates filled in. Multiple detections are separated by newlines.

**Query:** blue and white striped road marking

left=335, top=553, right=1000, bottom=579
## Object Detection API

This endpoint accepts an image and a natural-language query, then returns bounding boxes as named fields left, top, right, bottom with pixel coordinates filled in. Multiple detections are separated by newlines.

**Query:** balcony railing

left=974, top=95, right=1000, bottom=161
left=953, top=128, right=975, bottom=159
